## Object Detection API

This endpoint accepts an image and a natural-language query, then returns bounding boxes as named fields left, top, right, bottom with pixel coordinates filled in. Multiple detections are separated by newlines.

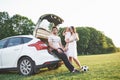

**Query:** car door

left=0, top=54, right=1, bottom=68
left=0, top=50, right=1, bottom=68
left=0, top=39, right=7, bottom=68
left=1, top=37, right=23, bottom=68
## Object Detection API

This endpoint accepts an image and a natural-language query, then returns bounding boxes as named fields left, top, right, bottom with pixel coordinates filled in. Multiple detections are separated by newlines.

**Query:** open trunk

left=33, top=14, right=64, bottom=40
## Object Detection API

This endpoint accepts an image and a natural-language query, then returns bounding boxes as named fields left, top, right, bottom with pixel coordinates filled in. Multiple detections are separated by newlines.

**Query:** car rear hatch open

left=33, top=14, right=64, bottom=40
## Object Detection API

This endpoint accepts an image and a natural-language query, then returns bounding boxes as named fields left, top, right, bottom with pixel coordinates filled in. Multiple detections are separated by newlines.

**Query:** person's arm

left=68, top=39, right=74, bottom=43
left=62, top=30, right=66, bottom=36
left=68, top=33, right=79, bottom=43
left=59, top=40, right=64, bottom=49
left=49, top=41, right=63, bottom=53
left=76, top=33, right=79, bottom=41
left=65, top=38, right=69, bottom=43
left=48, top=41, right=58, bottom=50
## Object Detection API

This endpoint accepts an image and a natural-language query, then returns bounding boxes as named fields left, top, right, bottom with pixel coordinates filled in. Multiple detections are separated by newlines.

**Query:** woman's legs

left=69, top=57, right=73, bottom=63
left=69, top=56, right=81, bottom=68
left=73, top=57, right=82, bottom=69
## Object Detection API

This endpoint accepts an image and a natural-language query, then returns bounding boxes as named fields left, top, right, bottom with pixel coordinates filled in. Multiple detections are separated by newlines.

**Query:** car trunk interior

left=33, top=14, right=63, bottom=42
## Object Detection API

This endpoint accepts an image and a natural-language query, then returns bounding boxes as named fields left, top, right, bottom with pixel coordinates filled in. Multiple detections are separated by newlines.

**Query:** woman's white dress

left=66, top=33, right=78, bottom=59
left=64, top=32, right=71, bottom=41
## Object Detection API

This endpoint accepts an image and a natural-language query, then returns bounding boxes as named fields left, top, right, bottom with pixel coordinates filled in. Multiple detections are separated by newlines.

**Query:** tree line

left=0, top=12, right=119, bottom=54
left=59, top=27, right=119, bottom=55
left=0, top=12, right=35, bottom=40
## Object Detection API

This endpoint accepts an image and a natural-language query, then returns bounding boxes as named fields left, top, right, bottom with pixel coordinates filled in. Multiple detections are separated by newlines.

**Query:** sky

left=0, top=0, right=120, bottom=47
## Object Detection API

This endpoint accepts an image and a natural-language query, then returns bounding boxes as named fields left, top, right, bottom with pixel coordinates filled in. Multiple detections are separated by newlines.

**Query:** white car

left=0, top=14, right=64, bottom=76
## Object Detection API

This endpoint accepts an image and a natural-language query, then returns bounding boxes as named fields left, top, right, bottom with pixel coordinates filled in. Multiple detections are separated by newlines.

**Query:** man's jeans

left=52, top=49, right=74, bottom=72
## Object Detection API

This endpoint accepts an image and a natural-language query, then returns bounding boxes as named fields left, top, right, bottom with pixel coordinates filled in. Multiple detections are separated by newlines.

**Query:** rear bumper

left=36, top=60, right=62, bottom=69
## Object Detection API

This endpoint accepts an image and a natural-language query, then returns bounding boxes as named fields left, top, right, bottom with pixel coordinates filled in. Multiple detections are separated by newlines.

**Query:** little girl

left=63, top=27, right=71, bottom=52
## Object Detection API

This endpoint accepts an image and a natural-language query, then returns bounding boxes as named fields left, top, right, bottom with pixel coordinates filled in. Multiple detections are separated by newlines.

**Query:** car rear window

left=23, top=37, right=32, bottom=43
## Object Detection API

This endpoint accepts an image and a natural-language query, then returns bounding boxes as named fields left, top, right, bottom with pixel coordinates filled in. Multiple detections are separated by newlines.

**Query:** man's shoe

left=72, top=69, right=80, bottom=73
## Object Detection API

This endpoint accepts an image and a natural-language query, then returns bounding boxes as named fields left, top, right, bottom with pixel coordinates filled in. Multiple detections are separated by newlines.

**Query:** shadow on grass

left=0, top=68, right=82, bottom=80
left=0, top=70, right=18, bottom=74
left=0, top=68, right=60, bottom=75
left=34, top=69, right=82, bottom=80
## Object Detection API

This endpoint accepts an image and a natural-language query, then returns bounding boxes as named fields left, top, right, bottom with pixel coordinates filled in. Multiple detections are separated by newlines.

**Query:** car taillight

left=28, top=41, right=48, bottom=50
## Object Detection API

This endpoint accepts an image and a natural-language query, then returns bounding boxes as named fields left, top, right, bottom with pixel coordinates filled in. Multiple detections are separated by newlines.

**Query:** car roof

left=0, top=35, right=35, bottom=40
left=11, top=35, right=34, bottom=38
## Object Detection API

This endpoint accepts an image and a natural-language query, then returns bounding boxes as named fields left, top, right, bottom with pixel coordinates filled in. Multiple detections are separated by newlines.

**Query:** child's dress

left=66, top=33, right=78, bottom=59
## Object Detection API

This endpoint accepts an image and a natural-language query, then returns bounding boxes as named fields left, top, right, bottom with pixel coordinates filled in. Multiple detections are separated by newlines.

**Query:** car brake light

left=28, top=41, right=48, bottom=50
left=44, top=62, right=51, bottom=64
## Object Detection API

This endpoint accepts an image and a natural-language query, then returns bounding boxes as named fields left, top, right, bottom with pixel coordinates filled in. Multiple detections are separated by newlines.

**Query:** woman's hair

left=63, top=27, right=70, bottom=32
left=70, top=26, right=76, bottom=33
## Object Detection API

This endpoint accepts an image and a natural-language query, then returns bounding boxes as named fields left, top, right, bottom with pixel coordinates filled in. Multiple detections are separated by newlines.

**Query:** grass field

left=0, top=52, right=120, bottom=80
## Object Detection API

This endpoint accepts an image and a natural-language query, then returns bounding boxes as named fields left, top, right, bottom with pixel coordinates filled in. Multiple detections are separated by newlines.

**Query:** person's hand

left=64, top=47, right=68, bottom=52
left=57, top=48, right=63, bottom=53
left=66, top=39, right=69, bottom=43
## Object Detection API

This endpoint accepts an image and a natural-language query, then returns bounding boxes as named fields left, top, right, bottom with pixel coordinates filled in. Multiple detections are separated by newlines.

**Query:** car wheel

left=18, top=57, right=35, bottom=76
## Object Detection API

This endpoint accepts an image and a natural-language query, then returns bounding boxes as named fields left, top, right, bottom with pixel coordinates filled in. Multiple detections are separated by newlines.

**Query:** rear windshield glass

left=23, top=37, right=32, bottom=43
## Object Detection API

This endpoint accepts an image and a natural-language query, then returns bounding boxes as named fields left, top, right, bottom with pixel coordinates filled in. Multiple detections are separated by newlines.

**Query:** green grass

left=0, top=52, right=120, bottom=80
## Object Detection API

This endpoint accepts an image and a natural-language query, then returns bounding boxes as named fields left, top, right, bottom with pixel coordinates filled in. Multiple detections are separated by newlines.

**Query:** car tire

left=18, top=57, right=35, bottom=76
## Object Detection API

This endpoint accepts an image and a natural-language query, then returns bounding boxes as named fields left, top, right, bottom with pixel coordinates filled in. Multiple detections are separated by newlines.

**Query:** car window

left=7, top=37, right=22, bottom=47
left=0, top=39, right=7, bottom=49
left=23, top=37, right=32, bottom=43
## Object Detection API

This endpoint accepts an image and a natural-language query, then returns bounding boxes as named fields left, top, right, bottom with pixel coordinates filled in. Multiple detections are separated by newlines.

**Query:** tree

left=59, top=27, right=66, bottom=46
left=105, top=36, right=116, bottom=53
left=0, top=12, right=35, bottom=40
left=0, top=12, right=14, bottom=39
left=76, top=27, right=90, bottom=54
left=86, top=27, right=109, bottom=54
left=10, top=14, right=35, bottom=35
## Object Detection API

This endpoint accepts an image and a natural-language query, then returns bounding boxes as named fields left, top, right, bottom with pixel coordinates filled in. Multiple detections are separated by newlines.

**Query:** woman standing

left=65, top=26, right=82, bottom=69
